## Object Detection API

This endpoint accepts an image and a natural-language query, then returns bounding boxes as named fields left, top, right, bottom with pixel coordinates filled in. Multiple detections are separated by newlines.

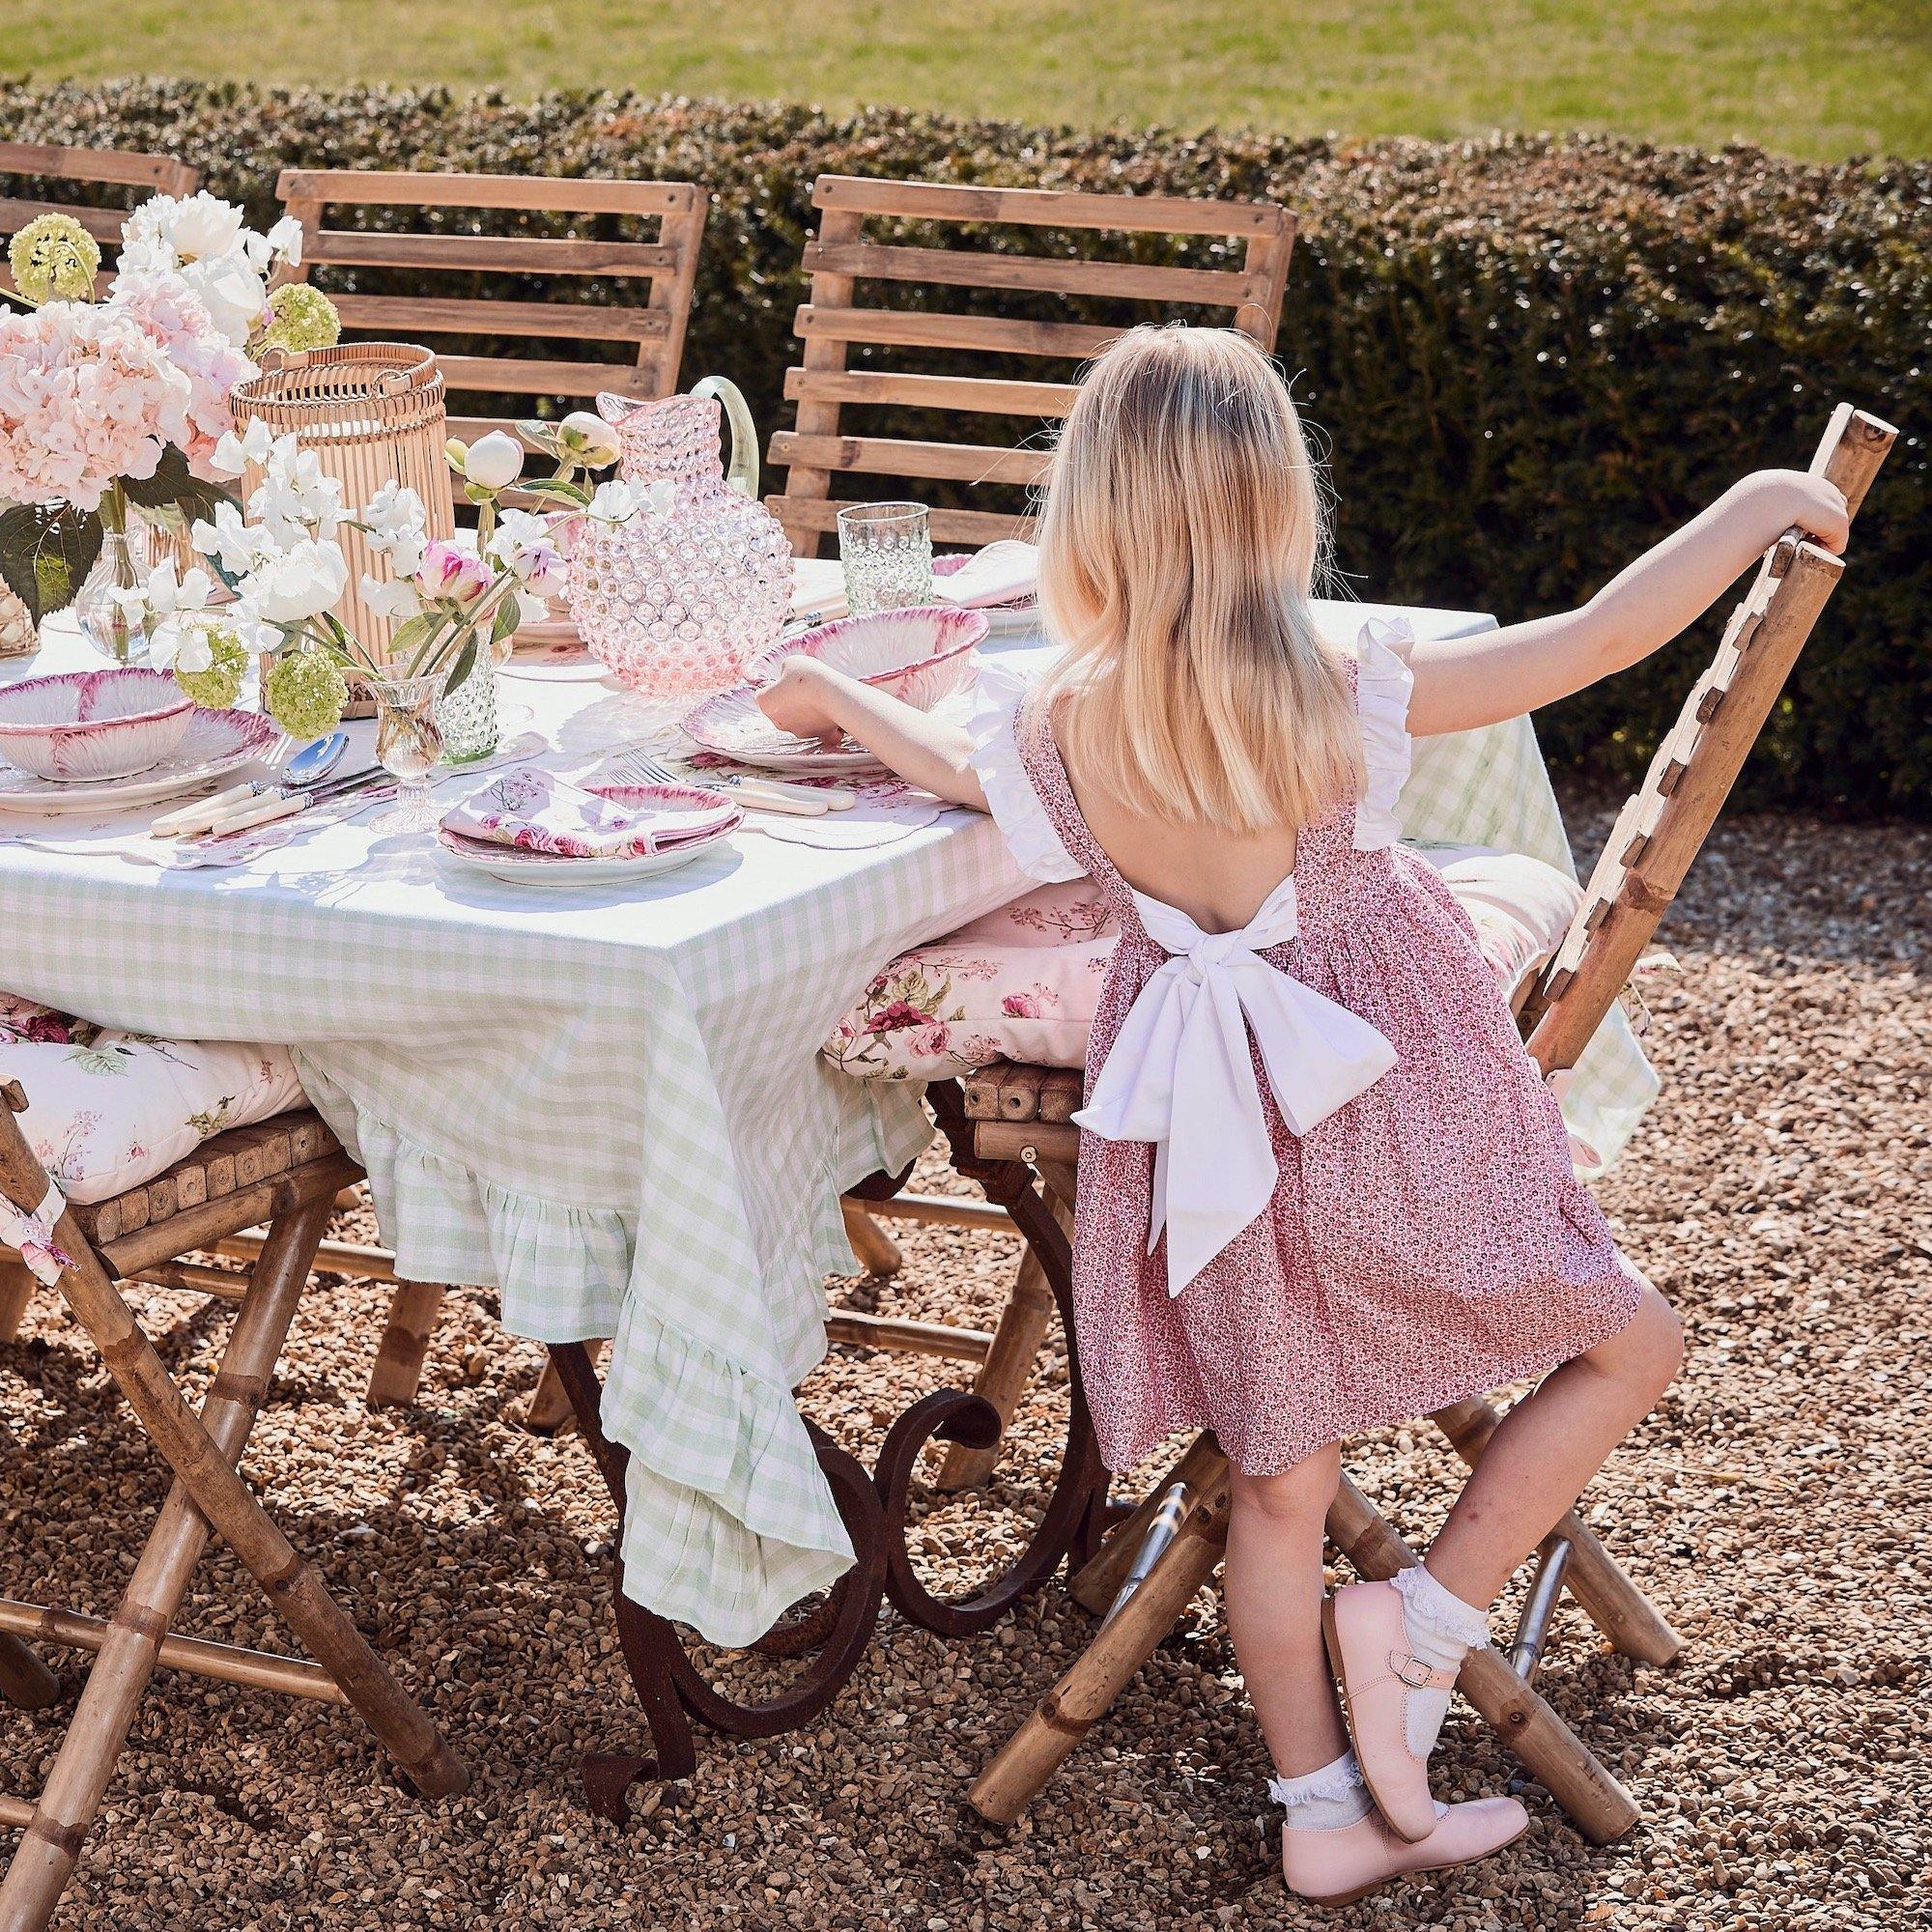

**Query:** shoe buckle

left=1390, top=1650, right=1437, bottom=1690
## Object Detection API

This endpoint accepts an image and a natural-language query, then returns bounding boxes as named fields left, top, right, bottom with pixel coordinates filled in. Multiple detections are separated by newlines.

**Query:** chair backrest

left=0, top=140, right=199, bottom=297
left=769, top=174, right=1296, bottom=555
left=1520, top=405, right=1897, bottom=1074
left=274, top=169, right=710, bottom=444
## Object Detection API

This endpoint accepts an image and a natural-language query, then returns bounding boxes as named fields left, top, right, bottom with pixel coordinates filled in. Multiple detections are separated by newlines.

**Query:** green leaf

left=489, top=597, right=522, bottom=647
left=442, top=634, right=478, bottom=696
left=0, top=503, right=103, bottom=620
left=385, top=613, right=439, bottom=660
left=522, top=477, right=592, bottom=507
left=116, top=445, right=194, bottom=512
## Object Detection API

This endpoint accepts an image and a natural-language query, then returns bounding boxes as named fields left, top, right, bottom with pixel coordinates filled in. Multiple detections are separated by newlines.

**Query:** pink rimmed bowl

left=759, top=605, right=989, bottom=713
left=0, top=668, right=195, bottom=781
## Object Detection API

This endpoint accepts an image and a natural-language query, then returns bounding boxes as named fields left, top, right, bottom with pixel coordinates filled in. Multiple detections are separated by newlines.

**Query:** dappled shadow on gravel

left=2, top=796, right=1925, bottom=1928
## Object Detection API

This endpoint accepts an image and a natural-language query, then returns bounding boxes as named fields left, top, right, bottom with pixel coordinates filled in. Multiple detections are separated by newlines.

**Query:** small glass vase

left=73, top=488, right=149, bottom=666
left=436, top=649, right=500, bottom=764
left=367, top=669, right=449, bottom=835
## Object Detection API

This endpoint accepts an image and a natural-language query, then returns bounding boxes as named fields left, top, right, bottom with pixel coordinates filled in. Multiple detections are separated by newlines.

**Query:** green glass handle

left=691, top=376, right=759, bottom=499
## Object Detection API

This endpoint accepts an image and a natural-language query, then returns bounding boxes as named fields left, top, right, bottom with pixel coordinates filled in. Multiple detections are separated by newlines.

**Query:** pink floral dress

left=970, top=624, right=1643, bottom=1475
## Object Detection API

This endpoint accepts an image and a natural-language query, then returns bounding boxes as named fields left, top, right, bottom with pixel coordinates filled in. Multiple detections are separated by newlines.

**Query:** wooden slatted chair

left=274, top=169, right=710, bottom=445
left=767, top=174, right=1295, bottom=556
left=0, top=1089, right=468, bottom=1931
left=949, top=405, right=1897, bottom=1836
left=0, top=140, right=199, bottom=298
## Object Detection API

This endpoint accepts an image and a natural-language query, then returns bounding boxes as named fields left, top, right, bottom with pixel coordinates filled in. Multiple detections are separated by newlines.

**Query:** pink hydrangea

left=108, top=270, right=257, bottom=480
left=0, top=301, right=190, bottom=511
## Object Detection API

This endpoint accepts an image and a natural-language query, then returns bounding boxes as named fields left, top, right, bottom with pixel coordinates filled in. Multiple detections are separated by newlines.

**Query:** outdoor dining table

left=0, top=596, right=1656, bottom=1792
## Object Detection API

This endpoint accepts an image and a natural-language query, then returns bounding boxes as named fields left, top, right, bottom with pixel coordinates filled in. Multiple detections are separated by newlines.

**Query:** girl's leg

left=1425, top=1276, right=1684, bottom=1606
left=1224, top=1443, right=1349, bottom=1775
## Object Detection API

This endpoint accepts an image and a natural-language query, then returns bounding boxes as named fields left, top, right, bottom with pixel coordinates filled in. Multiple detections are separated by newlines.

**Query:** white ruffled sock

left=1268, top=1750, right=1375, bottom=1832
left=1390, top=1565, right=1492, bottom=1761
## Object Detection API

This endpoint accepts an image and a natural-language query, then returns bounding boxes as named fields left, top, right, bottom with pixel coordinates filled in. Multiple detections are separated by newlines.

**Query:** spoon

left=150, top=731, right=351, bottom=838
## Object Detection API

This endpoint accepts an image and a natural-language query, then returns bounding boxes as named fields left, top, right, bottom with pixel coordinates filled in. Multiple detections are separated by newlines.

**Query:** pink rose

left=865, top=999, right=937, bottom=1036
left=415, top=539, right=493, bottom=610
left=907, top=1024, right=952, bottom=1060
left=1002, top=992, right=1041, bottom=1018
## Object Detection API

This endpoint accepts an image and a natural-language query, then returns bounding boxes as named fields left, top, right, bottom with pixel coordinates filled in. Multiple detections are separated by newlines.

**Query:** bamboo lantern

left=229, top=344, right=455, bottom=668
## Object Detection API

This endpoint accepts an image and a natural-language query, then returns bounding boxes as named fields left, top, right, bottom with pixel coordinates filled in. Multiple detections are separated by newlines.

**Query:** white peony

left=463, top=431, right=525, bottom=491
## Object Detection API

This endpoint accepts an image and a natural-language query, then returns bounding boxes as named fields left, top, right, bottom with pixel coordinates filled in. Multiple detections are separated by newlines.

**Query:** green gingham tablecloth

left=0, top=602, right=1653, bottom=1645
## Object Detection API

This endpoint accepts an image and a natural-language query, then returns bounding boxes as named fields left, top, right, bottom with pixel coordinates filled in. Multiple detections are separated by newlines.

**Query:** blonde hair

left=1036, top=325, right=1363, bottom=835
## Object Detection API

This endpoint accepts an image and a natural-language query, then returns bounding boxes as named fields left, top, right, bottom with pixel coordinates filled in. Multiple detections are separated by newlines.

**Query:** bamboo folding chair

left=273, top=169, right=711, bottom=444
left=0, top=141, right=198, bottom=298
left=767, top=173, right=1295, bottom=556
left=0, top=1089, right=468, bottom=1932
left=943, top=406, right=1896, bottom=1836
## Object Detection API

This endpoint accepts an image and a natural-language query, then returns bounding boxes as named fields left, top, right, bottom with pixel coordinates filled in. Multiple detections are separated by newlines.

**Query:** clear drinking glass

left=367, top=669, right=448, bottom=834
left=838, top=502, right=933, bottom=617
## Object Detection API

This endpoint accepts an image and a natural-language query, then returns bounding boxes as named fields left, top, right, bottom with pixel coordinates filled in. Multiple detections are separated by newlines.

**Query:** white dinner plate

left=0, top=708, right=280, bottom=815
left=679, top=684, right=889, bottom=776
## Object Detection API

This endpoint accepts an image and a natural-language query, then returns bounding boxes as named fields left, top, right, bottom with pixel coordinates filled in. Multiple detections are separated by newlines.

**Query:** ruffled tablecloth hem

left=295, top=1053, right=935, bottom=1649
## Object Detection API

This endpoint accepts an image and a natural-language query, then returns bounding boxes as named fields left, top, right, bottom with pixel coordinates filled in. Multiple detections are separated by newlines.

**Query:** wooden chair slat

left=279, top=168, right=708, bottom=416
left=802, top=238, right=1254, bottom=307
left=300, top=228, right=676, bottom=276
left=767, top=496, right=1032, bottom=547
left=434, top=355, right=650, bottom=397
left=277, top=168, right=703, bottom=216
left=784, top=366, right=1082, bottom=416
left=0, top=141, right=196, bottom=194
left=794, top=301, right=1126, bottom=361
left=810, top=172, right=1290, bottom=239
left=773, top=175, right=1293, bottom=554
left=327, top=292, right=668, bottom=343
left=768, top=431, right=1051, bottom=488
left=0, top=197, right=127, bottom=242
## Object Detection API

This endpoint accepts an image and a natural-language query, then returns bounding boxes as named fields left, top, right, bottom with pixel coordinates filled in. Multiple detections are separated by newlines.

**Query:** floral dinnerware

left=755, top=605, right=987, bottom=712
left=0, top=705, right=277, bottom=815
left=0, top=667, right=193, bottom=781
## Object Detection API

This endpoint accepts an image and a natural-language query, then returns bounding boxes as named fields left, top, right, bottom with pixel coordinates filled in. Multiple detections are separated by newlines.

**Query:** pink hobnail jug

left=565, top=379, right=792, bottom=700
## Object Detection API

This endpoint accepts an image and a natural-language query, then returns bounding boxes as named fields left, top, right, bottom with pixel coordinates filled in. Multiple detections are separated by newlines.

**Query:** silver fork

left=602, top=751, right=841, bottom=816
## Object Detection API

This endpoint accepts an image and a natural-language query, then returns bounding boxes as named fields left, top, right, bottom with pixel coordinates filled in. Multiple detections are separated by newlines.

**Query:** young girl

left=761, top=327, right=1848, bottom=1903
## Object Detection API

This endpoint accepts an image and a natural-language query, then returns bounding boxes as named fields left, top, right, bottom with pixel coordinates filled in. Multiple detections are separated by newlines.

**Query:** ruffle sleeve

left=966, top=654, right=1085, bottom=883
left=1352, top=616, right=1416, bottom=851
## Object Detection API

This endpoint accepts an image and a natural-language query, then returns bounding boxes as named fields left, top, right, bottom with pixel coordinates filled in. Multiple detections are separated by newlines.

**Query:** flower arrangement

left=109, top=414, right=649, bottom=742
left=0, top=197, right=340, bottom=648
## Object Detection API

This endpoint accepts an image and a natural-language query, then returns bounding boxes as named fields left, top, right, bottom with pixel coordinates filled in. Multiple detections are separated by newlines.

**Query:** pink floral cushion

left=0, top=995, right=306, bottom=1205
left=823, top=846, right=1582, bottom=1083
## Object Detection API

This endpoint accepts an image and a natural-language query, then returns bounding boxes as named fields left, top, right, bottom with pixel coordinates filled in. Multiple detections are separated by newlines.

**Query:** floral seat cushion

left=1, top=995, right=306, bottom=1206
left=823, top=845, right=1583, bottom=1084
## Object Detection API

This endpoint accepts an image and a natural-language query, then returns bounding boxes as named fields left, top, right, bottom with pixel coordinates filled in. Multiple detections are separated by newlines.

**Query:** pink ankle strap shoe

left=1321, top=1579, right=1459, bottom=1842
left=1279, top=1795, right=1529, bottom=1905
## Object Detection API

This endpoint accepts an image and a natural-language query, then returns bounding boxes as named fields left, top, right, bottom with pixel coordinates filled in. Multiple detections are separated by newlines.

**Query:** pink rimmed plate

left=0, top=707, right=279, bottom=815
left=435, top=781, right=741, bottom=889
left=679, top=684, right=889, bottom=777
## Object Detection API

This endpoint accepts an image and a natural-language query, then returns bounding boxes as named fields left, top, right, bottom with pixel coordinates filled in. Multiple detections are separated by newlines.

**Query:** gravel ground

left=3, top=797, right=1927, bottom=1931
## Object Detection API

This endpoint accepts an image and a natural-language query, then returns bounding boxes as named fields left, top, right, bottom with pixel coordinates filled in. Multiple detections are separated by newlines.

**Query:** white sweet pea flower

left=515, top=589, right=549, bottom=628
left=462, top=431, right=525, bottom=492
left=585, top=480, right=641, bottom=524
left=249, top=440, right=344, bottom=543
left=265, top=214, right=304, bottom=268
left=192, top=500, right=277, bottom=577
left=142, top=560, right=216, bottom=618
left=486, top=507, right=551, bottom=563
left=360, top=573, right=424, bottom=622
left=242, top=538, right=349, bottom=623
left=210, top=417, right=274, bottom=479
left=168, top=625, right=216, bottom=675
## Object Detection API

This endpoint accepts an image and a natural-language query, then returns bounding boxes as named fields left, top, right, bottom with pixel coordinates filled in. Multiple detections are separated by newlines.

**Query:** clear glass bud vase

left=72, top=486, right=149, bottom=666
left=436, top=650, right=500, bottom=763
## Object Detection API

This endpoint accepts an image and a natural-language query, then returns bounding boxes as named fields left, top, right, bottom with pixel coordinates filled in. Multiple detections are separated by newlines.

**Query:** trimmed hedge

left=3, top=81, right=1926, bottom=811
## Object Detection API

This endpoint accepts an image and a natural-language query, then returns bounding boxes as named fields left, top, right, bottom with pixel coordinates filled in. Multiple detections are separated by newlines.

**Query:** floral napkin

left=442, top=765, right=720, bottom=859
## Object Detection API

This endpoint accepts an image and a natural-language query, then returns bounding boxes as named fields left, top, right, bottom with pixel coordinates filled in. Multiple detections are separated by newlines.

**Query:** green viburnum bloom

left=263, top=647, right=349, bottom=741
left=172, top=625, right=249, bottom=709
left=8, top=213, right=100, bottom=305
left=256, top=283, right=342, bottom=357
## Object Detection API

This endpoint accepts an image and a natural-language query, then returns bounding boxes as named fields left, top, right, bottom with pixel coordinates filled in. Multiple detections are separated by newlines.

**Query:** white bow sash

left=1071, top=875, right=1397, bottom=1298
left=0, top=1179, right=73, bottom=1288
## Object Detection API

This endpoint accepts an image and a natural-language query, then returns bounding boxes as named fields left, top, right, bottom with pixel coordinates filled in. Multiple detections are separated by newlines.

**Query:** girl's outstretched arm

left=1404, top=469, right=1852, bottom=737
left=756, top=657, right=990, bottom=809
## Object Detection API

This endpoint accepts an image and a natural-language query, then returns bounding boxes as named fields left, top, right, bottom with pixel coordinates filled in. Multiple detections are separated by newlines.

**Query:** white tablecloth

left=0, top=602, right=1654, bottom=1644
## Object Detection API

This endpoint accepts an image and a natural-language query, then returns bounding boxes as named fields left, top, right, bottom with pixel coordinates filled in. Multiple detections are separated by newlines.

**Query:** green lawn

left=8, top=0, right=1929, bottom=159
